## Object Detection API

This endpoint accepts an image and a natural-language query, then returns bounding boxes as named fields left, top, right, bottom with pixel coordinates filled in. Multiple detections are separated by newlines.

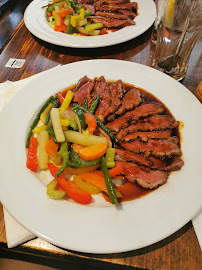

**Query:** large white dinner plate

left=0, top=60, right=202, bottom=254
left=24, top=0, right=156, bottom=48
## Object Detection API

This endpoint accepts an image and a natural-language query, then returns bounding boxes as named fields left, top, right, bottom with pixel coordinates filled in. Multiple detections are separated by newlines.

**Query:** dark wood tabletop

left=0, top=2, right=202, bottom=269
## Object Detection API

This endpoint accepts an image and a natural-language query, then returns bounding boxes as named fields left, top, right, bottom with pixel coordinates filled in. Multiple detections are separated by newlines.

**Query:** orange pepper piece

left=78, top=143, right=107, bottom=161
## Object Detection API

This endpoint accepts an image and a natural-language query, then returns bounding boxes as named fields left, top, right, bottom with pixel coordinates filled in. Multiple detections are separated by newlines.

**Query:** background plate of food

left=24, top=0, right=156, bottom=48
left=0, top=60, right=201, bottom=254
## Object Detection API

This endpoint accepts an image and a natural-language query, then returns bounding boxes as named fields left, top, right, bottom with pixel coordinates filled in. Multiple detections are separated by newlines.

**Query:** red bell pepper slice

left=26, top=136, right=38, bottom=172
left=48, top=163, right=92, bottom=204
left=57, top=176, right=92, bottom=204
left=84, top=113, right=97, bottom=133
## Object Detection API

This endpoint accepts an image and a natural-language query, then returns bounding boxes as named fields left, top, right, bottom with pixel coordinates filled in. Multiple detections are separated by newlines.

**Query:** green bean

left=46, top=117, right=58, bottom=144
left=44, top=96, right=59, bottom=125
left=84, top=97, right=88, bottom=110
left=101, top=156, right=118, bottom=204
left=73, top=104, right=119, bottom=144
left=45, top=9, right=50, bottom=22
left=89, top=94, right=100, bottom=114
left=47, top=1, right=62, bottom=12
left=56, top=142, right=79, bottom=177
left=72, top=107, right=86, bottom=130
left=26, top=96, right=54, bottom=148
left=70, top=147, right=100, bottom=167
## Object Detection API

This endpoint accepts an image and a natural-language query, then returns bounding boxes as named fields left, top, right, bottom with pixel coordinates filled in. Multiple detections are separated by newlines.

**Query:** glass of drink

left=152, top=0, right=202, bottom=81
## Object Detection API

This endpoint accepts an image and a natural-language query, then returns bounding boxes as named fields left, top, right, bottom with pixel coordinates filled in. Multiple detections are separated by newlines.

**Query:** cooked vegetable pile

left=42, top=0, right=103, bottom=36
left=26, top=87, right=122, bottom=205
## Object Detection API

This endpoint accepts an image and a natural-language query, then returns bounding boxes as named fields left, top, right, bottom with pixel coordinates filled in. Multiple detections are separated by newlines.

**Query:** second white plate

left=24, top=0, right=156, bottom=48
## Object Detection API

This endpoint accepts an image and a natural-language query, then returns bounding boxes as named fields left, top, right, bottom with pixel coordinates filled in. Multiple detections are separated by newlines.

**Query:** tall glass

left=152, top=0, right=202, bottom=81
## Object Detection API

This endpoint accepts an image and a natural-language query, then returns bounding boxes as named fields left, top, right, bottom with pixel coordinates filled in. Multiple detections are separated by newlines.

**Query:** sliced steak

left=95, top=11, right=131, bottom=20
left=95, top=0, right=130, bottom=6
left=165, top=156, right=184, bottom=171
left=89, top=16, right=135, bottom=28
left=118, top=9, right=137, bottom=19
left=96, top=2, right=138, bottom=12
left=120, top=139, right=181, bottom=158
left=117, top=115, right=179, bottom=139
left=116, top=161, right=168, bottom=189
left=90, top=76, right=111, bottom=122
left=106, top=103, right=164, bottom=133
left=122, top=130, right=172, bottom=142
left=116, top=88, right=142, bottom=115
left=72, top=76, right=94, bottom=106
left=115, top=148, right=166, bottom=170
left=102, top=80, right=124, bottom=120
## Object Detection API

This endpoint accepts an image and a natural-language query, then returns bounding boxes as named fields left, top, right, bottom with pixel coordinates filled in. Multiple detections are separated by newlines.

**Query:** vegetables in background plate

left=26, top=79, right=122, bottom=205
left=42, top=0, right=103, bottom=36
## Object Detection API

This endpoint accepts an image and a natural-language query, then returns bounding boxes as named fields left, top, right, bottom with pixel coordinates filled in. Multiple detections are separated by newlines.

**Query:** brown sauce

left=62, top=79, right=181, bottom=204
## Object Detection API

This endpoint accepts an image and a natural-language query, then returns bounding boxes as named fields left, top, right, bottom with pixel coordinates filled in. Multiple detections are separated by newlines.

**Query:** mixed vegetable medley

left=42, top=0, right=104, bottom=36
left=26, top=86, right=122, bottom=205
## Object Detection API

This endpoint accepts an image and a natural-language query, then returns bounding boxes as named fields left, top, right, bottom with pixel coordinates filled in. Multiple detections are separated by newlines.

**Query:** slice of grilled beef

left=117, top=115, right=179, bottom=139
left=107, top=88, right=141, bottom=122
left=120, top=139, right=181, bottom=158
left=106, top=103, right=164, bottom=133
left=118, top=9, right=137, bottom=19
left=116, top=161, right=168, bottom=189
left=72, top=76, right=94, bottom=107
left=95, top=2, right=138, bottom=12
left=122, top=130, right=172, bottom=142
left=115, top=148, right=166, bottom=170
left=90, top=76, right=111, bottom=122
left=95, top=0, right=130, bottom=6
left=102, top=80, right=124, bottom=120
left=165, top=156, right=184, bottom=171
left=95, top=11, right=131, bottom=20
left=89, top=16, right=135, bottom=28
left=115, top=88, right=142, bottom=115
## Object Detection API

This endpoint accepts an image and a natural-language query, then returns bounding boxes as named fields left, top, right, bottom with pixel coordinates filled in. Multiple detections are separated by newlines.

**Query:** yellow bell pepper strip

left=26, top=136, right=38, bottom=172
left=60, top=90, right=74, bottom=115
left=84, top=113, right=97, bottom=133
left=45, top=137, right=59, bottom=157
left=105, top=148, right=115, bottom=168
left=78, top=143, right=107, bottom=161
left=57, top=175, right=92, bottom=204
left=101, top=156, right=118, bottom=204
left=73, top=175, right=101, bottom=195
left=73, top=104, right=119, bottom=144
left=65, top=163, right=100, bottom=174
left=89, top=94, right=100, bottom=114
left=32, top=125, right=46, bottom=134
left=60, top=119, right=70, bottom=127
left=84, top=23, right=103, bottom=32
left=47, top=180, right=66, bottom=199
left=26, top=96, right=54, bottom=148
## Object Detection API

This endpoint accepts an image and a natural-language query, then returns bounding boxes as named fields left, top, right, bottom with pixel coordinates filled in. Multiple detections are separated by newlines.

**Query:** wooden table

left=0, top=12, right=202, bottom=270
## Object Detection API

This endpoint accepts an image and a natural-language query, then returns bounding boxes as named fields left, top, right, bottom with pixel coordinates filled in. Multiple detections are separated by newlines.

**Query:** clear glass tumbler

left=152, top=0, right=202, bottom=81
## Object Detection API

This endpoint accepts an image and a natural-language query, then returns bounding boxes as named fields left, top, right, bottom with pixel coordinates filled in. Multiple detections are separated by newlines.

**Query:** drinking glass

left=152, top=0, right=202, bottom=81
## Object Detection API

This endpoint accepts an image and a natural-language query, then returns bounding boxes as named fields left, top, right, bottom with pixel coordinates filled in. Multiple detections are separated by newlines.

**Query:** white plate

left=24, top=0, right=156, bottom=48
left=0, top=60, right=202, bottom=254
